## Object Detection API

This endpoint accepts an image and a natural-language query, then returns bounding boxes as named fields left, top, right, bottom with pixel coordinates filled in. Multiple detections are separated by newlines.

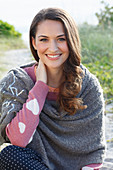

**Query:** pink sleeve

left=82, top=163, right=102, bottom=170
left=6, top=81, right=49, bottom=147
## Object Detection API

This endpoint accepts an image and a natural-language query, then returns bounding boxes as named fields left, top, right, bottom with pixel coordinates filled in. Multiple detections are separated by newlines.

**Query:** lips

left=46, top=54, right=61, bottom=60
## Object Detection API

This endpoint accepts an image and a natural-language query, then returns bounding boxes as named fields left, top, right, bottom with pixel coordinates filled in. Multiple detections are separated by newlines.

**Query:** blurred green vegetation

left=95, top=0, right=113, bottom=29
left=0, top=20, right=26, bottom=52
left=0, top=20, right=21, bottom=37
left=79, top=23, right=113, bottom=103
left=0, top=36, right=26, bottom=52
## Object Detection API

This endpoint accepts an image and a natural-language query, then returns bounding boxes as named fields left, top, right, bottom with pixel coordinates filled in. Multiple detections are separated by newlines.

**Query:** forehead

left=36, top=19, right=65, bottom=35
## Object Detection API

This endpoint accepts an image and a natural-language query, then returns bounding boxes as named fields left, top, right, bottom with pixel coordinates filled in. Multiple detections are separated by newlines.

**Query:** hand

left=36, top=60, right=47, bottom=84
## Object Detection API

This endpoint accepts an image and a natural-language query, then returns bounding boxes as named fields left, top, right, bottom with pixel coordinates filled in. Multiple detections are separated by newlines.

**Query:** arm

left=6, top=81, right=49, bottom=147
left=6, top=60, right=48, bottom=147
left=0, top=67, right=34, bottom=145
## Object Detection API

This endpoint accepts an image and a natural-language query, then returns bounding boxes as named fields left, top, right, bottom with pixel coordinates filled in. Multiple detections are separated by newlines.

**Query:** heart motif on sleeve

left=26, top=98, right=39, bottom=115
left=18, top=122, right=26, bottom=134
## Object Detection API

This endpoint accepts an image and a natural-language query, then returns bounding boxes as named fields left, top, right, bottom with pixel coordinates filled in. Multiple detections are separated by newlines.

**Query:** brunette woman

left=0, top=8, right=105, bottom=170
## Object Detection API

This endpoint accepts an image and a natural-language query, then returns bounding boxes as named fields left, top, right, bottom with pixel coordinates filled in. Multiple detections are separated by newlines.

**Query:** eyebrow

left=57, top=34, right=65, bottom=38
left=38, top=34, right=65, bottom=38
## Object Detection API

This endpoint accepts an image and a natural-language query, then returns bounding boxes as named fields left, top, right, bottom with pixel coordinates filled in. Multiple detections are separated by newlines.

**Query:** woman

left=0, top=8, right=105, bottom=170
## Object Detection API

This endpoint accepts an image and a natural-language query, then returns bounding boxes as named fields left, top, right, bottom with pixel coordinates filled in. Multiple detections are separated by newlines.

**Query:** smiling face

left=32, top=19, right=69, bottom=71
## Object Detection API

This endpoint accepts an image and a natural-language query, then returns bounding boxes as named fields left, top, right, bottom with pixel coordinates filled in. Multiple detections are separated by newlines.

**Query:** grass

left=0, top=36, right=26, bottom=54
left=79, top=24, right=113, bottom=103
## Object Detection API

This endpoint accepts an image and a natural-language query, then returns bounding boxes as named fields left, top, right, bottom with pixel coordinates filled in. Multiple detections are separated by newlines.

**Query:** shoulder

left=0, top=63, right=35, bottom=96
left=21, top=61, right=37, bottom=83
left=80, top=63, right=99, bottom=83
left=77, top=64, right=105, bottom=118
left=80, top=63, right=103, bottom=94
left=79, top=64, right=104, bottom=106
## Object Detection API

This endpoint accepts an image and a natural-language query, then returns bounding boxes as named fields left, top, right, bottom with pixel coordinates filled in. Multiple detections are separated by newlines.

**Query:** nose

left=49, top=40, right=58, bottom=52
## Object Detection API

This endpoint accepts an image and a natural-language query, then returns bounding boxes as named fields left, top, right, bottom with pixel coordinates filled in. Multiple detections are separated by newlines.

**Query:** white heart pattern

left=26, top=98, right=39, bottom=115
left=18, top=122, right=26, bottom=134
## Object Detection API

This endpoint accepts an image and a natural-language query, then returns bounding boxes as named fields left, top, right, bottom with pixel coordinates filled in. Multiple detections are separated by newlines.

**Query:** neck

left=47, top=68, right=64, bottom=88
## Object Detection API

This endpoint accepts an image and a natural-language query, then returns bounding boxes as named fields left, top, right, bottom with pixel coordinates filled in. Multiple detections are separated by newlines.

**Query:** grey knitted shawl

left=0, top=63, right=106, bottom=170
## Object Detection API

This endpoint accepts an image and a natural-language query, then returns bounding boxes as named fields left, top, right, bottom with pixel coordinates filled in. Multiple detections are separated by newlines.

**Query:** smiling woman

left=32, top=20, right=69, bottom=72
left=30, top=8, right=86, bottom=113
left=0, top=7, right=105, bottom=170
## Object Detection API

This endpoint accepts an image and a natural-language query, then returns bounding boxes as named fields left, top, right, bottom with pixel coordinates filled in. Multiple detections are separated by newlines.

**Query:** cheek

left=60, top=43, right=69, bottom=53
left=37, top=44, right=48, bottom=54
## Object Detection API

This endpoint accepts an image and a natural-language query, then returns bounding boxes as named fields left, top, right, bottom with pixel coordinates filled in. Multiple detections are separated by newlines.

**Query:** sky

left=0, top=0, right=113, bottom=41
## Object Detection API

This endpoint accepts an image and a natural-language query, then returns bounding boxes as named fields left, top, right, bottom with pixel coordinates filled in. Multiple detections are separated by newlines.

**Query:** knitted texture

left=0, top=63, right=106, bottom=170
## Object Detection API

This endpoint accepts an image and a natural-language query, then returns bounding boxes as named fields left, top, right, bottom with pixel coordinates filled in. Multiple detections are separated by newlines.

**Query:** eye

left=39, top=38, right=48, bottom=42
left=58, top=37, right=66, bottom=42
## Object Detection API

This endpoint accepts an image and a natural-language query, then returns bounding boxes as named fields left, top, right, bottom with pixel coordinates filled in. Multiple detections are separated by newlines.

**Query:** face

left=32, top=19, right=69, bottom=71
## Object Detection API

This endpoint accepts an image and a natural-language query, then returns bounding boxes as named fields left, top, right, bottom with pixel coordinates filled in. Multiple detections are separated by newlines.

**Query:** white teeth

left=47, top=55, right=60, bottom=58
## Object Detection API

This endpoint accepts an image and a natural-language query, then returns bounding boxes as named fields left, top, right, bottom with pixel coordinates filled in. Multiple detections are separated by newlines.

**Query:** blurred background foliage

left=0, top=20, right=26, bottom=51
left=95, top=0, right=113, bottom=29
left=80, top=0, right=113, bottom=103
left=0, top=20, right=21, bottom=37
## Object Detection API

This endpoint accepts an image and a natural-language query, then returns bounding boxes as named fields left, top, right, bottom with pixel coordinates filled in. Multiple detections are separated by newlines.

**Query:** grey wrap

left=0, top=63, right=106, bottom=170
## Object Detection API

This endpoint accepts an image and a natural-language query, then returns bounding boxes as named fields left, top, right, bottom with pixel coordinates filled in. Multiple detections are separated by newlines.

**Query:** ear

left=32, top=37, right=37, bottom=50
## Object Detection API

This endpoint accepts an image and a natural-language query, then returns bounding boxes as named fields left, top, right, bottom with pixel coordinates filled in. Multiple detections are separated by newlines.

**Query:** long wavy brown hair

left=29, top=8, right=86, bottom=115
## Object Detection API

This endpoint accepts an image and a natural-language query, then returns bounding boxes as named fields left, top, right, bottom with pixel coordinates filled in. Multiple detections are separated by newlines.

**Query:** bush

left=79, top=23, right=113, bottom=102
left=95, top=0, right=113, bottom=29
left=0, top=20, right=21, bottom=37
